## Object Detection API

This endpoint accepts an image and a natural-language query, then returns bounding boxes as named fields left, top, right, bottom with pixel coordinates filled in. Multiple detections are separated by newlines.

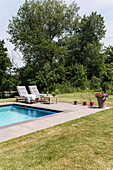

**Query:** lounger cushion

left=28, top=85, right=46, bottom=97
left=17, top=86, right=36, bottom=103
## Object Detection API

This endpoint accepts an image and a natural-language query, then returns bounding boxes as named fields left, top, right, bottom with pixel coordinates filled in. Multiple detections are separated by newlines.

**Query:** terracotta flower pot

left=83, top=101, right=87, bottom=106
left=90, top=102, right=94, bottom=107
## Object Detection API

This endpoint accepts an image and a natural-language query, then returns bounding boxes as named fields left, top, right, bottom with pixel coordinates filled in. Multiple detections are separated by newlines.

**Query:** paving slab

left=0, top=102, right=111, bottom=142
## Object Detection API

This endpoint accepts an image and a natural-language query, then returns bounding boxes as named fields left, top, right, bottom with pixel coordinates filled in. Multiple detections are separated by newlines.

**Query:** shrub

left=101, top=81, right=113, bottom=94
left=90, top=76, right=102, bottom=91
left=53, top=83, right=74, bottom=94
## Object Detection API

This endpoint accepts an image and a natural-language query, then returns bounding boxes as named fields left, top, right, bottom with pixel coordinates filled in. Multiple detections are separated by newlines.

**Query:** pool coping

left=0, top=102, right=111, bottom=143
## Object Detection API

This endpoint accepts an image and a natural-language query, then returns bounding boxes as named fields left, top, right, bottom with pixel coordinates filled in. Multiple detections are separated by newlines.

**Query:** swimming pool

left=0, top=105, right=57, bottom=127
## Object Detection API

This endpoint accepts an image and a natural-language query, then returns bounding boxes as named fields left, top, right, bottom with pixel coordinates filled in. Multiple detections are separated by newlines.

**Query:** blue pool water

left=0, top=105, right=56, bottom=126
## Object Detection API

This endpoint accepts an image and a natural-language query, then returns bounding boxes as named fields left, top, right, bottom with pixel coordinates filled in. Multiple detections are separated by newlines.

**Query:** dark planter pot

left=97, top=97, right=106, bottom=108
left=90, top=102, right=94, bottom=107
left=83, top=101, right=87, bottom=106
left=74, top=101, right=77, bottom=105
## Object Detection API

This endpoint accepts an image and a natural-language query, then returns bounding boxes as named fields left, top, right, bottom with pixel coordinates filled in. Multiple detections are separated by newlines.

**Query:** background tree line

left=1, top=0, right=113, bottom=94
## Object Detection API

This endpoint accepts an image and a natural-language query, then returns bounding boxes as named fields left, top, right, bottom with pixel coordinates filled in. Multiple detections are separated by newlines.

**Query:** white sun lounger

left=17, top=86, right=37, bottom=103
left=28, top=85, right=47, bottom=97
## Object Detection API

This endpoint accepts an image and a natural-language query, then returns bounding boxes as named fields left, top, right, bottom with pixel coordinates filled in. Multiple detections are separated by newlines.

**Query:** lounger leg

left=36, top=98, right=39, bottom=102
left=16, top=97, right=18, bottom=102
left=56, top=97, right=57, bottom=104
left=50, top=98, right=51, bottom=104
left=25, top=98, right=28, bottom=103
left=41, top=97, right=42, bottom=103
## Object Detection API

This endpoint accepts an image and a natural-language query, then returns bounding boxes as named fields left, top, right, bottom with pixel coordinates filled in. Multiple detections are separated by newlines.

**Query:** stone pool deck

left=0, top=101, right=111, bottom=143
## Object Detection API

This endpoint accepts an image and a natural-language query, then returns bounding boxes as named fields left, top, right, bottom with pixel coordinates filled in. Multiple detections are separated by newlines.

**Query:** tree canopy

left=7, top=0, right=80, bottom=67
left=5, top=0, right=113, bottom=93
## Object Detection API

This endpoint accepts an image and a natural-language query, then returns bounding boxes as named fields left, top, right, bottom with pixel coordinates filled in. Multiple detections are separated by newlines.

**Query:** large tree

left=66, top=12, right=106, bottom=79
left=7, top=0, right=80, bottom=90
left=7, top=1, right=107, bottom=91
left=7, top=0, right=79, bottom=67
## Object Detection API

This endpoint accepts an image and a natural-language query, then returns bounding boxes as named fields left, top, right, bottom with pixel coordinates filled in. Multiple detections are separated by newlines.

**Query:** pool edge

left=0, top=103, right=63, bottom=129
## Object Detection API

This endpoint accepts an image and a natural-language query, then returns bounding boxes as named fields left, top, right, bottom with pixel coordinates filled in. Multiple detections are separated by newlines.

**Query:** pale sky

left=0, top=0, right=113, bottom=67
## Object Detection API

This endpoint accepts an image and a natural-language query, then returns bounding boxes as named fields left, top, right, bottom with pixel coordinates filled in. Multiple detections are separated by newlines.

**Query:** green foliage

left=79, top=12, right=106, bottom=43
left=7, top=0, right=81, bottom=92
left=90, top=76, right=102, bottom=91
left=104, top=46, right=113, bottom=64
left=7, top=0, right=79, bottom=67
left=0, top=40, right=11, bottom=72
left=67, top=63, right=87, bottom=89
left=99, top=62, right=113, bottom=92
left=53, top=83, right=74, bottom=94
left=0, top=40, right=13, bottom=93
left=6, top=1, right=110, bottom=93
left=66, top=12, right=106, bottom=79
left=101, top=81, right=112, bottom=93
left=100, top=63, right=113, bottom=82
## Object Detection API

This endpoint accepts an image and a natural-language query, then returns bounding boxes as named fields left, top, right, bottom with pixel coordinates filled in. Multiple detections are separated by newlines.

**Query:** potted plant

left=74, top=93, right=77, bottom=105
left=90, top=101, right=94, bottom=107
left=87, top=88, right=94, bottom=107
left=95, top=92, right=109, bottom=108
left=74, top=86, right=77, bottom=105
left=81, top=94, right=87, bottom=106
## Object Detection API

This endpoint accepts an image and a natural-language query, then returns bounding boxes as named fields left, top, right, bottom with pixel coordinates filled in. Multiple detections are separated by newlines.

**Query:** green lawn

left=0, top=93, right=113, bottom=169
left=0, top=98, right=15, bottom=103
left=0, top=109, right=113, bottom=169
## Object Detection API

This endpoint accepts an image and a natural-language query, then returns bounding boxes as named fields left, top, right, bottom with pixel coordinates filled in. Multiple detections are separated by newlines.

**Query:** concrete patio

left=0, top=101, right=111, bottom=143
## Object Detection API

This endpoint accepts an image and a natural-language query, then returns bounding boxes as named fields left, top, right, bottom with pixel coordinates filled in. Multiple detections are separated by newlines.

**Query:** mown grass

left=0, top=108, right=113, bottom=169
left=0, top=98, right=15, bottom=103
